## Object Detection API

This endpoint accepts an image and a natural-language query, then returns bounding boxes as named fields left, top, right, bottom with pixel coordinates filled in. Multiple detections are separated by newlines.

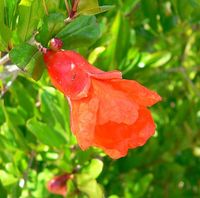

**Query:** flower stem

left=72, top=0, right=80, bottom=12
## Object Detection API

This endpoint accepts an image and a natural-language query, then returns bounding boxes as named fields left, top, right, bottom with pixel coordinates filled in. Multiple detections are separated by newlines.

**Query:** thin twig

left=42, top=0, right=48, bottom=15
left=0, top=54, right=10, bottom=65
left=23, top=151, right=36, bottom=188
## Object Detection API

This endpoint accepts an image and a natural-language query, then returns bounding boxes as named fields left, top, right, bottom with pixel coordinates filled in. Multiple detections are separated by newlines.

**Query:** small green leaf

left=78, top=0, right=99, bottom=12
left=88, top=46, right=106, bottom=64
left=78, top=5, right=115, bottom=15
left=76, top=174, right=104, bottom=198
left=27, top=117, right=67, bottom=148
left=56, top=15, right=100, bottom=49
left=82, top=159, right=103, bottom=179
left=140, top=51, right=172, bottom=67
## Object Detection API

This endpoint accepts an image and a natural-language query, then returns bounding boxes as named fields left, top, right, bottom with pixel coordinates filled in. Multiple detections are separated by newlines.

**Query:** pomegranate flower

left=47, top=173, right=73, bottom=196
left=43, top=47, right=161, bottom=159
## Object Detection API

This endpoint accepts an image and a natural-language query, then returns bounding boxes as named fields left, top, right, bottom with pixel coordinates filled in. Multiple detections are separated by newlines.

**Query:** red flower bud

left=49, top=38, right=63, bottom=51
left=43, top=49, right=162, bottom=159
left=47, top=173, right=73, bottom=196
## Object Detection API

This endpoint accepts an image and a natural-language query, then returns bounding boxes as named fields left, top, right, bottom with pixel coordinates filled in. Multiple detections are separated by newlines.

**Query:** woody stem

left=72, top=0, right=80, bottom=12
left=0, top=54, right=10, bottom=65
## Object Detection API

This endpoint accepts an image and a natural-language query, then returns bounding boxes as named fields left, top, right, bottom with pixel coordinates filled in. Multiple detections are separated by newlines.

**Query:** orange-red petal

left=109, top=79, right=162, bottom=107
left=92, top=79, right=139, bottom=125
left=93, top=107, right=155, bottom=159
left=69, top=95, right=99, bottom=150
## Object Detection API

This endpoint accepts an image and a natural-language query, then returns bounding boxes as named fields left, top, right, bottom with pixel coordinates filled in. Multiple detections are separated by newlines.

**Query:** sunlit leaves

left=17, top=0, right=43, bottom=42
left=98, top=11, right=130, bottom=70
left=1, top=0, right=200, bottom=197
left=76, top=159, right=104, bottom=198
left=27, top=118, right=67, bottom=148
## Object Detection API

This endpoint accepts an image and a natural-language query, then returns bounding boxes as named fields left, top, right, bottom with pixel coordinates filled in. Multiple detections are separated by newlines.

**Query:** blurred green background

left=0, top=0, right=200, bottom=197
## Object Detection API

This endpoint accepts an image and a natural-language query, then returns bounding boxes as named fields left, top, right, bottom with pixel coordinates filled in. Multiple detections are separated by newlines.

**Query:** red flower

left=47, top=173, right=73, bottom=196
left=44, top=49, right=161, bottom=159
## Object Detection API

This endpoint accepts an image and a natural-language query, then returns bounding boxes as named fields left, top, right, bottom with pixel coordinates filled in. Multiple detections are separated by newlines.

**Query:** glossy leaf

left=9, top=43, right=38, bottom=68
left=56, top=15, right=100, bottom=49
left=9, top=43, right=45, bottom=79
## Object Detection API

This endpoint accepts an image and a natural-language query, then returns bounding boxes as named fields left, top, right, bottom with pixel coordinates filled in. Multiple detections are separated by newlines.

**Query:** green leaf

left=56, top=15, right=100, bottom=49
left=140, top=51, right=172, bottom=67
left=78, top=5, right=115, bottom=15
left=88, top=46, right=106, bottom=64
left=27, top=117, right=67, bottom=148
left=5, top=107, right=26, bottom=126
left=101, top=11, right=130, bottom=70
left=24, top=50, right=45, bottom=80
left=39, top=87, right=70, bottom=132
left=0, top=0, right=12, bottom=51
left=78, top=0, right=99, bottom=12
left=36, top=13, right=66, bottom=46
left=9, top=43, right=45, bottom=79
left=0, top=180, right=7, bottom=198
left=17, top=0, right=44, bottom=42
left=122, top=0, right=140, bottom=15
left=10, top=80, right=35, bottom=116
left=132, top=174, right=154, bottom=197
left=1, top=101, right=28, bottom=150
left=45, top=0, right=61, bottom=12
left=76, top=174, right=104, bottom=198
left=119, top=48, right=141, bottom=75
left=0, top=170, right=18, bottom=186
left=82, top=159, right=103, bottom=179
left=9, top=43, right=38, bottom=68
left=141, top=0, right=158, bottom=30
left=4, top=0, right=19, bottom=28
